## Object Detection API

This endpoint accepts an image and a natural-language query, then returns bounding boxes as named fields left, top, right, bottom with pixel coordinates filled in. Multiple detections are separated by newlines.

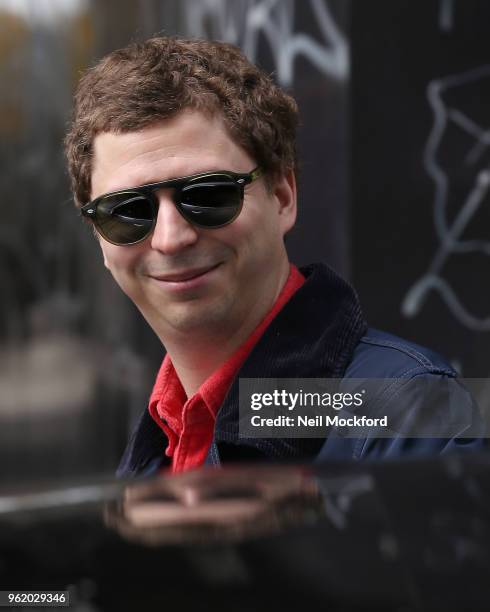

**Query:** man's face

left=90, top=110, right=296, bottom=341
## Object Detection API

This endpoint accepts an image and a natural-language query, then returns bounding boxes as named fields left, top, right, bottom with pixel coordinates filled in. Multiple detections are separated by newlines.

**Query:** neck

left=162, top=260, right=291, bottom=397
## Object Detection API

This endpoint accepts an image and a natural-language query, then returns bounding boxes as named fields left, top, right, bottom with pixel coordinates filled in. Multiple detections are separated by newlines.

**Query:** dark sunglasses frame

left=81, top=166, right=262, bottom=246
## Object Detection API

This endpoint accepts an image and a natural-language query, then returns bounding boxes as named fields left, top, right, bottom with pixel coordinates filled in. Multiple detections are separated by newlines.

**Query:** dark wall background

left=352, top=0, right=490, bottom=376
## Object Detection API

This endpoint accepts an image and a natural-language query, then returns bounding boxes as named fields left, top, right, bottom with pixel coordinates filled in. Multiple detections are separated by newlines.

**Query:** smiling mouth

left=150, top=263, right=222, bottom=283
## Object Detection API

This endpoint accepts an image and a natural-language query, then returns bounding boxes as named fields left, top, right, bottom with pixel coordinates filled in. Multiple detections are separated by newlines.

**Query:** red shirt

left=148, top=264, right=305, bottom=472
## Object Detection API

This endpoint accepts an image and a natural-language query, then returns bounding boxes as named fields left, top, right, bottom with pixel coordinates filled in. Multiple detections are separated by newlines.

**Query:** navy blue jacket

left=117, top=263, right=484, bottom=477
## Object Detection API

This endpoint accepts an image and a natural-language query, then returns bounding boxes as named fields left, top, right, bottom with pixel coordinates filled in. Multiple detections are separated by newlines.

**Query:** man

left=65, top=37, right=483, bottom=477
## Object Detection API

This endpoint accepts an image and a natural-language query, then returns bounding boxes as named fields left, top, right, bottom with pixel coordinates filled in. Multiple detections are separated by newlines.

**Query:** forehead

left=90, top=110, right=253, bottom=197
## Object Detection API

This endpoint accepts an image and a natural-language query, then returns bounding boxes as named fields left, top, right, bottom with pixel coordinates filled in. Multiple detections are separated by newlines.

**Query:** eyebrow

left=90, top=168, right=250, bottom=204
left=99, top=168, right=233, bottom=196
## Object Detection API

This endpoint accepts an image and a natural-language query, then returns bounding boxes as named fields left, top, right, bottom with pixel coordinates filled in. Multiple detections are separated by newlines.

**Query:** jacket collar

left=118, top=263, right=367, bottom=475
left=212, top=263, right=367, bottom=461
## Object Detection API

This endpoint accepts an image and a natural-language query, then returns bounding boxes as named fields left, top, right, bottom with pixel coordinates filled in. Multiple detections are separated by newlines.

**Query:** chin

left=164, top=298, right=235, bottom=334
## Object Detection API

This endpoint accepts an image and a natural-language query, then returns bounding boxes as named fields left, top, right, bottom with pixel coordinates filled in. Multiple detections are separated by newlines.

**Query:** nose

left=149, top=189, right=199, bottom=254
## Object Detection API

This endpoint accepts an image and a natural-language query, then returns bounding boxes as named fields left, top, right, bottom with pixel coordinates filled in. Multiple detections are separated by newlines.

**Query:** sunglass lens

left=96, top=193, right=155, bottom=244
left=179, top=182, right=241, bottom=227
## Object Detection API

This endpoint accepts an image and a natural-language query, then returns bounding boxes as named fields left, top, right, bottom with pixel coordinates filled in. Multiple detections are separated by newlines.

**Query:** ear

left=272, top=169, right=297, bottom=236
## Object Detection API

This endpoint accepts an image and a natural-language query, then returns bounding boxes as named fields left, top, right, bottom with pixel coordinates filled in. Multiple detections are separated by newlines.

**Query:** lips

left=149, top=263, right=221, bottom=283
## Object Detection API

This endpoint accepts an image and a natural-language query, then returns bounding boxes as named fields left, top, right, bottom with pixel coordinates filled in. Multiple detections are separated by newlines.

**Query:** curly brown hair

left=65, top=36, right=299, bottom=208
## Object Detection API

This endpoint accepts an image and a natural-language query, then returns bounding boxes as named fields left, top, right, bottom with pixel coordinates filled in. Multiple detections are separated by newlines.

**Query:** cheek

left=220, top=210, right=281, bottom=268
left=242, top=201, right=283, bottom=249
left=236, top=195, right=278, bottom=237
left=99, top=241, right=141, bottom=276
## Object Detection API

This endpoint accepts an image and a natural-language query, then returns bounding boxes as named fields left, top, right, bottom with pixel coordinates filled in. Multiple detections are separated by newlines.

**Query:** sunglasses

left=81, top=166, right=262, bottom=246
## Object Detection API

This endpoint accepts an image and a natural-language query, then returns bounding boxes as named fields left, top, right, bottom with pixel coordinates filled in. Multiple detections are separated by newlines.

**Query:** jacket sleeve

left=353, top=373, right=486, bottom=460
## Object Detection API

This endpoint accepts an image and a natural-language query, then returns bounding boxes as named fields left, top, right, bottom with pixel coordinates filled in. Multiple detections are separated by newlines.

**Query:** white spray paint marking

left=182, top=0, right=348, bottom=86
left=402, top=65, right=490, bottom=331
left=439, top=0, right=455, bottom=32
